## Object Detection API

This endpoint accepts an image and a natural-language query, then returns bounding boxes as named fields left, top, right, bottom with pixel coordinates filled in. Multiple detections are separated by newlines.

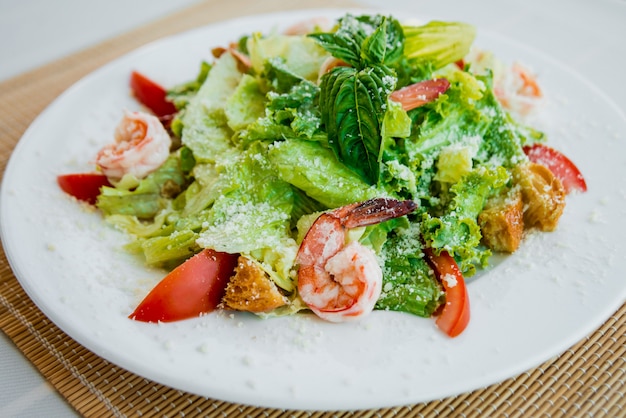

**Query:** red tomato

left=57, top=173, right=111, bottom=205
left=130, top=249, right=238, bottom=323
left=129, top=71, right=177, bottom=118
left=523, top=143, right=587, bottom=194
left=424, top=248, right=470, bottom=337
left=389, top=78, right=450, bottom=111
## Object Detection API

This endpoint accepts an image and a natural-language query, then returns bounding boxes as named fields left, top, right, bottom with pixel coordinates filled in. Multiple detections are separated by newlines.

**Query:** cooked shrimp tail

left=339, top=198, right=418, bottom=229
left=296, top=198, right=417, bottom=322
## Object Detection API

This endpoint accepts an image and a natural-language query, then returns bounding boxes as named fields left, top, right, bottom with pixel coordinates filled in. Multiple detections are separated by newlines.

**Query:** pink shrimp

left=464, top=49, right=543, bottom=117
left=296, top=198, right=417, bottom=322
left=493, top=62, right=543, bottom=117
left=211, top=45, right=252, bottom=73
left=95, top=110, right=171, bottom=180
left=283, top=17, right=331, bottom=36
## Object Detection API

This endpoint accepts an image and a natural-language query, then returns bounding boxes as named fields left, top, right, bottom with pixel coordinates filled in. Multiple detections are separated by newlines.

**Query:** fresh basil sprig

left=309, top=14, right=404, bottom=69
left=312, top=14, right=403, bottom=184
left=360, top=15, right=404, bottom=67
left=319, top=65, right=396, bottom=184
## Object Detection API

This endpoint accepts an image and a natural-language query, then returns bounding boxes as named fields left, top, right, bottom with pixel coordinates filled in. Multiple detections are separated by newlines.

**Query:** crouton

left=478, top=187, right=524, bottom=253
left=513, top=162, right=566, bottom=232
left=221, top=256, right=288, bottom=313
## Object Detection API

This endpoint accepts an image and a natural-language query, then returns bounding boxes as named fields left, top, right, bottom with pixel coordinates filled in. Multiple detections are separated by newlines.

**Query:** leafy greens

left=99, top=12, right=546, bottom=320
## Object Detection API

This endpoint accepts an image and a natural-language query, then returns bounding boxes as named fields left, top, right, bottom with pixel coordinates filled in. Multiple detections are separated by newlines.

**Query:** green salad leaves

left=98, top=12, right=545, bottom=319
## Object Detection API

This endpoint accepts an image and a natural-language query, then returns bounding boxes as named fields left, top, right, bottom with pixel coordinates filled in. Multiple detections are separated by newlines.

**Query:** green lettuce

left=376, top=224, right=444, bottom=316
left=421, top=166, right=509, bottom=274
left=167, top=60, right=212, bottom=111
left=96, top=154, right=187, bottom=219
left=267, top=139, right=379, bottom=208
left=247, top=33, right=329, bottom=82
left=403, top=21, right=476, bottom=70
left=96, top=12, right=552, bottom=316
left=180, top=52, right=242, bottom=162
left=225, top=74, right=266, bottom=133
left=244, top=78, right=322, bottom=142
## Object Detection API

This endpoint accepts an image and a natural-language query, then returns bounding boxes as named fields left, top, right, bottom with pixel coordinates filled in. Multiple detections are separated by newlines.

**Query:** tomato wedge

left=523, top=143, right=587, bottom=194
left=129, top=71, right=177, bottom=118
left=130, top=249, right=238, bottom=323
left=424, top=248, right=470, bottom=337
left=57, top=173, right=111, bottom=205
left=389, top=78, right=450, bottom=111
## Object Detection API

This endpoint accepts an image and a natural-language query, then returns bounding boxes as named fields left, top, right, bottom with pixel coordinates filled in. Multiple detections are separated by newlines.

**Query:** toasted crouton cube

left=478, top=187, right=524, bottom=253
left=513, top=162, right=566, bottom=231
left=221, top=256, right=288, bottom=313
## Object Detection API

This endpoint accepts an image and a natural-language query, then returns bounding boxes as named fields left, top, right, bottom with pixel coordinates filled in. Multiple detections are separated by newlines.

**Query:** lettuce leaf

left=166, top=60, right=212, bottom=111
left=96, top=154, right=187, bottom=219
left=403, top=21, right=476, bottom=70
left=401, top=68, right=529, bottom=208
left=225, top=74, right=266, bottom=132
left=180, top=53, right=242, bottom=162
left=267, top=139, right=379, bottom=208
left=421, top=166, right=509, bottom=274
left=376, top=224, right=444, bottom=317
left=247, top=33, right=329, bottom=82
left=194, top=143, right=298, bottom=290
left=245, top=79, right=322, bottom=142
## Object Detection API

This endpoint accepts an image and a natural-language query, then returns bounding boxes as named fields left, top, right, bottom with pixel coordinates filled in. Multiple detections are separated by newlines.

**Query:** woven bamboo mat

left=1, top=0, right=625, bottom=416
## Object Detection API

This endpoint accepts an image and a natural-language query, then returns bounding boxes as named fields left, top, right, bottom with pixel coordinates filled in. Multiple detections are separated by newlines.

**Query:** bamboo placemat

left=1, top=0, right=625, bottom=416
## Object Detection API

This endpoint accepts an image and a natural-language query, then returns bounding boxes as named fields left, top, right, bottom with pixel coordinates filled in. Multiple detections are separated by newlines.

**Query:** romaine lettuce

left=376, top=224, right=444, bottom=317
left=267, top=139, right=379, bottom=208
left=403, top=21, right=476, bottom=70
left=180, top=53, right=242, bottom=162
left=247, top=33, right=329, bottom=82
left=97, top=154, right=187, bottom=219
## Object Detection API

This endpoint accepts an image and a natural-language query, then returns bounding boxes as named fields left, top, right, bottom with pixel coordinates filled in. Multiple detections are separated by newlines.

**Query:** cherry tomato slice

left=424, top=248, right=470, bottom=337
left=129, top=249, right=238, bottom=323
left=523, top=143, right=587, bottom=194
left=129, top=71, right=177, bottom=118
left=57, top=173, right=111, bottom=205
left=389, top=78, right=450, bottom=111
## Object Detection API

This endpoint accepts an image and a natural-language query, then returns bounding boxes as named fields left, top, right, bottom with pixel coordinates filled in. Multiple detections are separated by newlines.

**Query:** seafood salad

left=57, top=13, right=587, bottom=337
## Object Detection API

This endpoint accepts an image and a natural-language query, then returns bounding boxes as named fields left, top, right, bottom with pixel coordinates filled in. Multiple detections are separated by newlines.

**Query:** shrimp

left=493, top=62, right=543, bottom=117
left=296, top=198, right=417, bottom=322
left=95, top=110, right=171, bottom=180
left=464, top=48, right=542, bottom=118
left=211, top=44, right=251, bottom=73
left=283, top=17, right=331, bottom=36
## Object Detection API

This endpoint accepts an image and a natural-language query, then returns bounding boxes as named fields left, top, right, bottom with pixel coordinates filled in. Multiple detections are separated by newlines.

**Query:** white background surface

left=1, top=0, right=625, bottom=416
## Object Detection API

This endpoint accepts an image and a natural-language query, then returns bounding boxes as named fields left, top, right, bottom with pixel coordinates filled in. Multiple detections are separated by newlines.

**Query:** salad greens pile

left=96, top=13, right=543, bottom=318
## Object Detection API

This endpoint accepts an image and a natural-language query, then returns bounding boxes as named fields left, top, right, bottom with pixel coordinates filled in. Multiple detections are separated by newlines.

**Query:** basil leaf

left=361, top=16, right=405, bottom=66
left=320, top=65, right=397, bottom=184
left=307, top=31, right=363, bottom=68
left=319, top=66, right=356, bottom=147
left=309, top=14, right=404, bottom=70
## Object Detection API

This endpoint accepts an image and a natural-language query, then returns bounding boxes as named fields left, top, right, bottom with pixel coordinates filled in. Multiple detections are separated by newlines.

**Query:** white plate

left=1, top=8, right=626, bottom=411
